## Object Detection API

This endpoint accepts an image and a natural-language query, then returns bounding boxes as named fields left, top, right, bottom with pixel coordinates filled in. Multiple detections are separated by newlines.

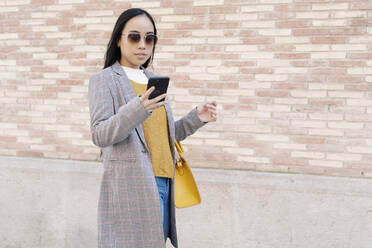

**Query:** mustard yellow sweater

left=130, top=80, right=174, bottom=178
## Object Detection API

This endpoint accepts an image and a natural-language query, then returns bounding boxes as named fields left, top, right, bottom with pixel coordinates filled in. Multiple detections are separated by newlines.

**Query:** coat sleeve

left=174, top=107, right=206, bottom=142
left=88, top=72, right=151, bottom=148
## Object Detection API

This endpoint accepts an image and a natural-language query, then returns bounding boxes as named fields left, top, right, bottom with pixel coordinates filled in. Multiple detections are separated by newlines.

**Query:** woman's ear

left=117, top=38, right=121, bottom=47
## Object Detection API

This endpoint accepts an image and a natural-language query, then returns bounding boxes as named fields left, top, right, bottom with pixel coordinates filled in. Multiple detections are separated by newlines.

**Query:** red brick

left=275, top=53, right=310, bottom=59
left=288, top=166, right=326, bottom=176
left=261, top=44, right=294, bottom=52
left=274, top=128, right=308, bottom=136
left=348, top=53, right=372, bottom=59
left=276, top=20, right=311, bottom=28
left=204, top=153, right=236, bottom=162
left=46, top=18, right=72, bottom=26
left=330, top=106, right=365, bottom=114
left=329, top=61, right=366, bottom=67
left=292, top=106, right=328, bottom=113
left=324, top=167, right=365, bottom=178
left=273, top=157, right=307, bottom=166
left=275, top=3, right=311, bottom=11
left=351, top=2, right=372, bottom=10
left=272, top=83, right=307, bottom=89
left=224, top=61, right=256, bottom=67
left=189, top=89, right=221, bottom=96
left=258, top=119, right=289, bottom=127
left=174, top=82, right=205, bottom=88
left=241, top=68, right=273, bottom=74
left=238, top=139, right=268, bottom=149
left=238, top=105, right=255, bottom=111
left=207, top=81, right=239, bottom=89
left=293, top=28, right=329, bottom=36
left=0, top=136, right=17, bottom=143
left=291, top=60, right=326, bottom=67
left=240, top=97, right=272, bottom=104
left=58, top=53, right=87, bottom=59
left=330, top=28, right=365, bottom=35
left=158, top=60, right=189, bottom=67
left=57, top=80, right=84, bottom=86
left=17, top=151, right=44, bottom=157
left=174, top=7, right=209, bottom=15
left=44, top=86, right=70, bottom=92
left=292, top=137, right=325, bottom=144
left=327, top=76, right=363, bottom=83
left=256, top=90, right=289, bottom=98
left=31, top=0, right=55, bottom=4
left=350, top=19, right=370, bottom=27
left=263, top=12, right=294, bottom=19
left=309, top=99, right=344, bottom=106
left=239, top=30, right=258, bottom=37
left=311, top=68, right=347, bottom=75
left=242, top=37, right=272, bottom=44
left=345, top=84, right=372, bottom=91
left=31, top=66, right=58, bottom=73
left=209, top=22, right=239, bottom=29
left=221, top=72, right=254, bottom=81
left=210, top=6, right=238, bottom=14
left=161, top=0, right=192, bottom=7
left=308, top=144, right=344, bottom=153
left=312, top=37, right=347, bottom=44
left=194, top=45, right=224, bottom=52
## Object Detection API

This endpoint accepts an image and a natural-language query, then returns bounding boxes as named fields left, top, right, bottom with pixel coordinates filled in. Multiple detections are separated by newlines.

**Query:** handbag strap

left=175, top=140, right=186, bottom=168
left=175, top=140, right=183, bottom=153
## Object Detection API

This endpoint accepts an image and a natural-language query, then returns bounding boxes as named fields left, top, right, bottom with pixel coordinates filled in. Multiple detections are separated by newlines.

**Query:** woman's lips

left=135, top=53, right=147, bottom=59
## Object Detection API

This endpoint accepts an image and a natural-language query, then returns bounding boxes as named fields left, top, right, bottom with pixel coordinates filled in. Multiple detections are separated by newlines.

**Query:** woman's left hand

left=197, top=101, right=217, bottom=123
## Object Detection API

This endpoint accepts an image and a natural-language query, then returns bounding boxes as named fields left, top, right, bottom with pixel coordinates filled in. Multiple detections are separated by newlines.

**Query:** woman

left=88, top=8, right=217, bottom=248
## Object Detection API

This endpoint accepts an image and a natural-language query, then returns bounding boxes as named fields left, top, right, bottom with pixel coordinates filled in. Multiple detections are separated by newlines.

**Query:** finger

left=201, top=103, right=208, bottom=110
left=150, top=93, right=167, bottom=104
left=143, top=86, right=155, bottom=100
left=205, top=102, right=217, bottom=107
left=156, top=101, right=166, bottom=108
left=205, top=107, right=217, bottom=114
left=208, top=101, right=217, bottom=106
left=148, top=101, right=165, bottom=112
left=206, top=105, right=217, bottom=111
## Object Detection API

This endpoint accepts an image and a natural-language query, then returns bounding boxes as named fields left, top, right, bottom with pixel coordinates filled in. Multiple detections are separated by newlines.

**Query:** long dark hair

left=104, top=8, right=157, bottom=69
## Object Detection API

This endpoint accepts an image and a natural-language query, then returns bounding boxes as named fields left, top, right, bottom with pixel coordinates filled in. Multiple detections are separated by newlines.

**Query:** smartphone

left=146, top=76, right=170, bottom=102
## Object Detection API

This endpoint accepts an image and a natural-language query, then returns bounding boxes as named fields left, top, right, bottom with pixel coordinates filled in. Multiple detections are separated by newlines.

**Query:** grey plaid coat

left=88, top=61, right=205, bottom=248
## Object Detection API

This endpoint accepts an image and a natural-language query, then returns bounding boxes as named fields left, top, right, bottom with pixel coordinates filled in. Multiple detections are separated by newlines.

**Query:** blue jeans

left=155, top=177, right=170, bottom=241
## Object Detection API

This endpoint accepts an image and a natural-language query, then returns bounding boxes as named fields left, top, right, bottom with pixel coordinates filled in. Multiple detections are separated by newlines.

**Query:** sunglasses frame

left=123, top=32, right=158, bottom=46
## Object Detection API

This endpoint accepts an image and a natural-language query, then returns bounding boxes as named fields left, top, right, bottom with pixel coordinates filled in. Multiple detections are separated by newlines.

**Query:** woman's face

left=117, top=14, right=155, bottom=69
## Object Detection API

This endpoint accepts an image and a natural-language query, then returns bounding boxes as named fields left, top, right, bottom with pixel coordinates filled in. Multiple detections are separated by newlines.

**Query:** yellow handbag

left=174, top=140, right=201, bottom=208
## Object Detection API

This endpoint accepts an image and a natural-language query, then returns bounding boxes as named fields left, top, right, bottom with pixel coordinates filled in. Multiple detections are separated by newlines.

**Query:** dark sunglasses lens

left=145, top=35, right=157, bottom=45
left=128, top=33, right=141, bottom=43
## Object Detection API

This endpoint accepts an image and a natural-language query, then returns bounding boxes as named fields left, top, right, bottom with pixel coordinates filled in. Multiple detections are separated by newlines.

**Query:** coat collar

left=112, top=60, right=152, bottom=78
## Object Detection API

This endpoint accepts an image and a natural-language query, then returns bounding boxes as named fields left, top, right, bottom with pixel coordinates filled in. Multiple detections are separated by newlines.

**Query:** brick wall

left=0, top=0, right=371, bottom=178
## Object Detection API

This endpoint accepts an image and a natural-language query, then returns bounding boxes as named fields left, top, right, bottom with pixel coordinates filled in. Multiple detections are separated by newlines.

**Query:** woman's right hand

left=140, top=86, right=167, bottom=113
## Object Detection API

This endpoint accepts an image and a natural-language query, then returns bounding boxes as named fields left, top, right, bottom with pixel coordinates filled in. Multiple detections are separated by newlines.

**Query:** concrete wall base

left=1, top=156, right=371, bottom=248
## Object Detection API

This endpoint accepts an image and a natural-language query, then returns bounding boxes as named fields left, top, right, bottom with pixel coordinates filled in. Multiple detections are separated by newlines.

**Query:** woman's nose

left=137, top=37, right=146, bottom=49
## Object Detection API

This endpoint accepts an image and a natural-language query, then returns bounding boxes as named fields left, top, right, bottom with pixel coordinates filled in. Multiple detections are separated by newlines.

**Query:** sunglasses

left=124, top=33, right=158, bottom=46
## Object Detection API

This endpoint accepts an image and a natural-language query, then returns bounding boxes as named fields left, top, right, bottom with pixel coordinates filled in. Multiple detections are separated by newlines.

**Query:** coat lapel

left=111, top=61, right=149, bottom=151
left=111, top=61, right=137, bottom=104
